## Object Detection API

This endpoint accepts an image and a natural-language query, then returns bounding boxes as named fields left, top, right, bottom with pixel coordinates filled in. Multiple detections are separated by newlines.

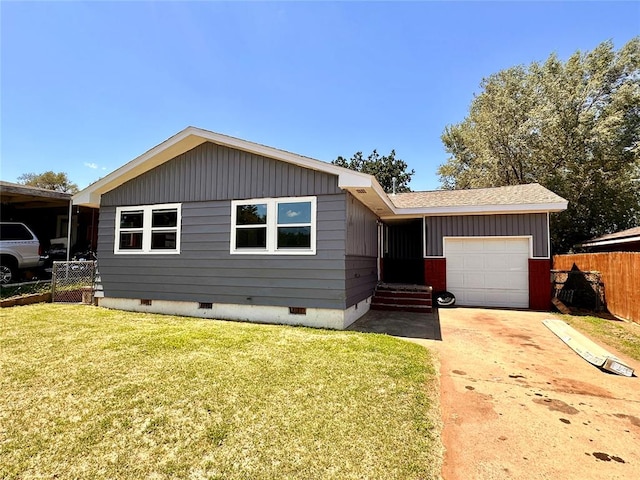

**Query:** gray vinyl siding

left=345, top=256, right=377, bottom=307
left=344, top=193, right=378, bottom=306
left=97, top=194, right=348, bottom=309
left=345, top=193, right=378, bottom=257
left=102, top=142, right=341, bottom=207
left=425, top=213, right=548, bottom=257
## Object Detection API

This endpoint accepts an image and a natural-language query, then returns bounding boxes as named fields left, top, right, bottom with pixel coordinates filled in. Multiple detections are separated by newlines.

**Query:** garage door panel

left=463, top=239, right=485, bottom=252
left=463, top=256, right=485, bottom=271
left=483, top=256, right=510, bottom=272
left=445, top=238, right=530, bottom=309
left=484, top=239, right=508, bottom=252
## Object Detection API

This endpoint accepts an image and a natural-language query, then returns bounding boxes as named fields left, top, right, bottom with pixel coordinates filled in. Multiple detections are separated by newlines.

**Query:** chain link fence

left=551, top=269, right=605, bottom=311
left=51, top=261, right=96, bottom=304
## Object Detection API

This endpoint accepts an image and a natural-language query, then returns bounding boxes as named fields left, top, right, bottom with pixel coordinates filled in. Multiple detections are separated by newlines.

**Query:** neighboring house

left=575, top=226, right=640, bottom=252
left=73, top=127, right=567, bottom=329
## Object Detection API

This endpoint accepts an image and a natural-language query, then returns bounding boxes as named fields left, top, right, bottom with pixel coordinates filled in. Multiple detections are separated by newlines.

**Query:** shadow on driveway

left=348, top=308, right=442, bottom=341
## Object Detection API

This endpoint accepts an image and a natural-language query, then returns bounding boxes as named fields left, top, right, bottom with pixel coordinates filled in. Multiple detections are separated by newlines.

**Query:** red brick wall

left=424, top=258, right=446, bottom=291
left=529, top=258, right=551, bottom=310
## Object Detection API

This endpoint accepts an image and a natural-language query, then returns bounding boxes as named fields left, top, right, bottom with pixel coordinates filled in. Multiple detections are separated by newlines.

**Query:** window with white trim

left=114, top=204, right=181, bottom=254
left=231, top=197, right=316, bottom=255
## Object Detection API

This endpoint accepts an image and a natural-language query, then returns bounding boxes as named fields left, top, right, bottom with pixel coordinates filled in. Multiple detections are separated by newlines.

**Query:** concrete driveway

left=350, top=308, right=640, bottom=479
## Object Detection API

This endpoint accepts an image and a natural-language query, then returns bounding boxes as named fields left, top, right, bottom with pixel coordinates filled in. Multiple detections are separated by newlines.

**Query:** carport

left=0, top=181, right=98, bottom=255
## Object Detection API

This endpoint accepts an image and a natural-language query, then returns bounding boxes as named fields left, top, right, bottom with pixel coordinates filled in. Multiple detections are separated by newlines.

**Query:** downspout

left=377, top=220, right=383, bottom=282
left=66, top=200, right=73, bottom=261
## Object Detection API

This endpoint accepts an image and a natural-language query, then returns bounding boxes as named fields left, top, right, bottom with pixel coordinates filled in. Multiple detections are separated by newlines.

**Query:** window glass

left=236, top=204, right=267, bottom=225
left=120, top=211, right=144, bottom=229
left=152, top=209, right=177, bottom=228
left=151, top=232, right=177, bottom=249
left=236, top=227, right=267, bottom=249
left=277, top=202, right=311, bottom=224
left=0, top=224, right=33, bottom=240
left=119, top=232, right=143, bottom=250
left=277, top=226, right=311, bottom=248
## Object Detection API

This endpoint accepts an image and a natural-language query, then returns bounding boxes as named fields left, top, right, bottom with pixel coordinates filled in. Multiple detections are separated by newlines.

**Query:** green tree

left=17, top=171, right=79, bottom=194
left=332, top=150, right=415, bottom=193
left=439, top=38, right=640, bottom=253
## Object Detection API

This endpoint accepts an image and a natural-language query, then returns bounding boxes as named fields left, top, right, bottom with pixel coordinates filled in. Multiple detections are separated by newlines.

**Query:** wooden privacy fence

left=553, top=252, right=640, bottom=324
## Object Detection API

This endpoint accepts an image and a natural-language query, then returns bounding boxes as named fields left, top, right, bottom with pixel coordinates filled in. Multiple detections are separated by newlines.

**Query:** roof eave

left=380, top=201, right=568, bottom=219
left=578, top=235, right=640, bottom=248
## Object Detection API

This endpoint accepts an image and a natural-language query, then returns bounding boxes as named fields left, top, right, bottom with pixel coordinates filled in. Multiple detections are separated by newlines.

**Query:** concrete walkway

left=350, top=307, right=640, bottom=480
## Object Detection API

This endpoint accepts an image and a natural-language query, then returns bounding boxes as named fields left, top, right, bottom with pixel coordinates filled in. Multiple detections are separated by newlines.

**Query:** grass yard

left=0, top=304, right=442, bottom=480
left=559, top=313, right=640, bottom=362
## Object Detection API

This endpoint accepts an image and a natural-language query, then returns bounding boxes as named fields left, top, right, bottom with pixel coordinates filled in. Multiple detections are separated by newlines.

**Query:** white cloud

left=84, top=162, right=98, bottom=169
left=286, top=210, right=300, bottom=218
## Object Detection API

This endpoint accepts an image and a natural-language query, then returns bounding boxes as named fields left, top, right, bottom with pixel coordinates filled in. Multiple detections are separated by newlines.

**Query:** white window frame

left=114, top=203, right=182, bottom=254
left=230, top=196, right=317, bottom=255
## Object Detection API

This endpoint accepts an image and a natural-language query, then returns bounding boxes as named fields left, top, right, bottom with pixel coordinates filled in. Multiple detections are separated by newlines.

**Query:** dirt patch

left=532, top=397, right=580, bottom=414
left=590, top=452, right=626, bottom=463
left=613, top=413, right=640, bottom=427
left=550, top=377, right=614, bottom=398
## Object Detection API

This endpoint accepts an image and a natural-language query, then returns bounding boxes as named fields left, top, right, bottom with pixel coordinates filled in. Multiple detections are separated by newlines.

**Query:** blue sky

left=1, top=1, right=638, bottom=192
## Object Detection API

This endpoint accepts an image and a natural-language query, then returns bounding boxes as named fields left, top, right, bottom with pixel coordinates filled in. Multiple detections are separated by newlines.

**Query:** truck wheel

left=0, top=258, right=17, bottom=284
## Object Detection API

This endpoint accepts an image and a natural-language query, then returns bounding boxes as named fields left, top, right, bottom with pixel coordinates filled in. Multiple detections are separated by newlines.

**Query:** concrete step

left=372, top=296, right=432, bottom=306
left=371, top=303, right=432, bottom=313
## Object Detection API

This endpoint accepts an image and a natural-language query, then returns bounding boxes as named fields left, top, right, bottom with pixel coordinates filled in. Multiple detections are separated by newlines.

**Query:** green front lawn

left=559, top=314, right=640, bottom=362
left=0, top=304, right=442, bottom=480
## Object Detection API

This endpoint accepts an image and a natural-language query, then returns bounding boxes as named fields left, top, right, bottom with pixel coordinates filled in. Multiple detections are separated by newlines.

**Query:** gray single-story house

left=73, top=127, right=567, bottom=329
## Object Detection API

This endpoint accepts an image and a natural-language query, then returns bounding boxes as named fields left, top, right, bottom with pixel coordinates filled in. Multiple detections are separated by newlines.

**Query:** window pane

left=236, top=227, right=267, bottom=248
left=120, top=211, right=143, bottom=228
left=277, top=226, right=311, bottom=248
left=151, top=231, right=177, bottom=250
left=0, top=224, right=33, bottom=240
left=277, top=202, right=311, bottom=224
left=119, top=232, right=143, bottom=250
left=152, top=209, right=177, bottom=228
left=236, top=204, right=267, bottom=225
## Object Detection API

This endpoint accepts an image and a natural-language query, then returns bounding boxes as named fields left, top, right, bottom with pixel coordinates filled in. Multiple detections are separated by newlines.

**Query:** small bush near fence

left=553, top=252, right=640, bottom=324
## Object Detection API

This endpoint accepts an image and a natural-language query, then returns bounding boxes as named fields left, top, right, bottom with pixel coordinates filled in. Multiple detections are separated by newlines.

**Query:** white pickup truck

left=0, top=222, right=45, bottom=284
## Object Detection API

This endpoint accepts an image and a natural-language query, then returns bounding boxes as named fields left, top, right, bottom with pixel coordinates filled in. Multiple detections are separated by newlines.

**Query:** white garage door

left=445, top=237, right=530, bottom=308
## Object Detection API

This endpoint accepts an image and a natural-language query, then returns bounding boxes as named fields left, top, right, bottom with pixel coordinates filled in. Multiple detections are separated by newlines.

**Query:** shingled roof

left=578, top=226, right=640, bottom=248
left=390, top=183, right=567, bottom=209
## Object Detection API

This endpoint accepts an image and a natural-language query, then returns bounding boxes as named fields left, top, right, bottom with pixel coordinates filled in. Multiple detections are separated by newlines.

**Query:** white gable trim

left=73, top=126, right=379, bottom=208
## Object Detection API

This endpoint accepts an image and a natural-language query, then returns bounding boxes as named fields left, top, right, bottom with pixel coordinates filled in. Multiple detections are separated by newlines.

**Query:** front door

left=382, top=219, right=424, bottom=284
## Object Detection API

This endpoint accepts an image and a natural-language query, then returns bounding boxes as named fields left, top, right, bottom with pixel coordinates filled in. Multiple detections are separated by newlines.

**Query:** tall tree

left=17, top=171, right=79, bottom=194
left=439, top=38, right=640, bottom=253
left=333, top=149, right=415, bottom=193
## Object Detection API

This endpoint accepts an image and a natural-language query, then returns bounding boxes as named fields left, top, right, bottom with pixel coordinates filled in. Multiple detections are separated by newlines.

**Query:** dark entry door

left=383, top=219, right=424, bottom=284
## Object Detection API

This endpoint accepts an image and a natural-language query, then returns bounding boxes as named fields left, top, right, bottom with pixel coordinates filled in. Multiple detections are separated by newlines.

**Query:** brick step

left=372, top=296, right=432, bottom=306
left=371, top=304, right=433, bottom=313
left=376, top=283, right=432, bottom=293
left=374, top=290, right=432, bottom=300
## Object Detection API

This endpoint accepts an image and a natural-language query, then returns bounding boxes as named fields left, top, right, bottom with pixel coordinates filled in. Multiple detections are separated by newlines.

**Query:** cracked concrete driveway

left=430, top=308, right=640, bottom=480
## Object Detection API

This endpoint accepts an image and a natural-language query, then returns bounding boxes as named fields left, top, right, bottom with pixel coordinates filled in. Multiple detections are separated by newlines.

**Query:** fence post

left=51, top=263, right=57, bottom=302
